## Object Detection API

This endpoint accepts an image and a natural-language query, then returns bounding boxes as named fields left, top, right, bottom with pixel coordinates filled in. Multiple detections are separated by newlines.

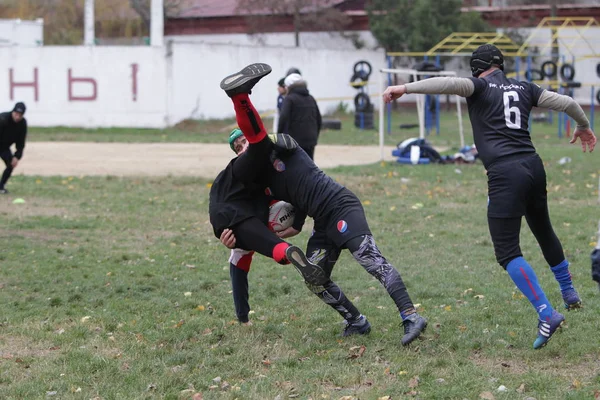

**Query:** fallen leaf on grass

left=80, top=316, right=91, bottom=323
left=347, top=345, right=366, bottom=359
left=172, top=320, right=185, bottom=328
left=570, top=379, right=582, bottom=389
left=262, top=359, right=272, bottom=367
left=516, top=383, right=525, bottom=393
left=192, top=393, right=203, bottom=400
left=479, top=392, right=495, bottom=400
left=408, top=376, right=420, bottom=389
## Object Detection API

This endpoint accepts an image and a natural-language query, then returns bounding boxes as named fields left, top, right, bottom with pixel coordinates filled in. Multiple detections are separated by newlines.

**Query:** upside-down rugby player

left=209, top=128, right=325, bottom=324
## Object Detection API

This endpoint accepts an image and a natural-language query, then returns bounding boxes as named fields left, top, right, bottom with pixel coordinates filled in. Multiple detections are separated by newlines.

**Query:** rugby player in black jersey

left=218, top=63, right=428, bottom=345
left=383, top=44, right=596, bottom=349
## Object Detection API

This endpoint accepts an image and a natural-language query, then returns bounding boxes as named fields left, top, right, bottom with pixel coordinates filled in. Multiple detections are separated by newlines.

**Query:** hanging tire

left=525, top=69, right=544, bottom=82
left=596, top=89, right=600, bottom=105
left=541, top=61, right=557, bottom=78
left=353, top=60, right=372, bottom=80
left=597, top=63, right=600, bottom=78
left=350, top=69, right=370, bottom=89
left=354, top=92, right=371, bottom=112
left=560, top=63, right=575, bottom=81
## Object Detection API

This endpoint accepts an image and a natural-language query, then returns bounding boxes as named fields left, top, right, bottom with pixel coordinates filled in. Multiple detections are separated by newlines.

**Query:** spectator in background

left=286, top=67, right=301, bottom=77
left=277, top=73, right=322, bottom=160
left=273, top=78, right=286, bottom=134
left=277, top=78, right=286, bottom=113
left=0, top=102, right=27, bottom=194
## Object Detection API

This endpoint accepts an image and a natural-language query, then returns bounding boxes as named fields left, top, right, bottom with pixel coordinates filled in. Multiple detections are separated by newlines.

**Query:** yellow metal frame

left=387, top=32, right=526, bottom=57
left=386, top=17, right=600, bottom=60
left=518, top=17, right=600, bottom=60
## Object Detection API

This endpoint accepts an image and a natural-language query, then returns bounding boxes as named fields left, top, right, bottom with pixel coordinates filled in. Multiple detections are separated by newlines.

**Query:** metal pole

left=386, top=56, right=392, bottom=135
left=456, top=95, right=465, bottom=148
left=84, top=0, right=95, bottom=46
left=379, top=68, right=385, bottom=161
left=591, top=86, right=595, bottom=131
left=150, top=0, right=164, bottom=47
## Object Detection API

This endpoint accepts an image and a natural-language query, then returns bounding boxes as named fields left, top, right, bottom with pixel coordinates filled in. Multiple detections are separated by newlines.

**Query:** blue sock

left=550, top=259, right=573, bottom=292
left=506, top=257, right=553, bottom=320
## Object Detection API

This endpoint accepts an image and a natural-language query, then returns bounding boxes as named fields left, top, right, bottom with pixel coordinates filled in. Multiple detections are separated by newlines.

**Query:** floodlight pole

left=151, top=0, right=164, bottom=46
left=84, top=0, right=95, bottom=46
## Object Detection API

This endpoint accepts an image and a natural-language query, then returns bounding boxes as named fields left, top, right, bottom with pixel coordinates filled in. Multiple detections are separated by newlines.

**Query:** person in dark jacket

left=0, top=102, right=27, bottom=194
left=277, top=73, right=322, bottom=160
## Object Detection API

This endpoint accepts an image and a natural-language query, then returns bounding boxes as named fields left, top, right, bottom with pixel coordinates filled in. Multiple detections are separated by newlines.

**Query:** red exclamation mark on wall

left=131, top=63, right=139, bottom=102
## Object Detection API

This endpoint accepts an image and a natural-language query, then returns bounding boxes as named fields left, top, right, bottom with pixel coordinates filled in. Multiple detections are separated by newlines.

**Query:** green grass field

left=2, top=112, right=600, bottom=399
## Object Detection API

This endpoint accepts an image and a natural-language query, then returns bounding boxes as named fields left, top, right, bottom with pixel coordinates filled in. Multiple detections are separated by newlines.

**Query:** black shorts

left=487, top=153, right=547, bottom=219
left=314, top=189, right=371, bottom=248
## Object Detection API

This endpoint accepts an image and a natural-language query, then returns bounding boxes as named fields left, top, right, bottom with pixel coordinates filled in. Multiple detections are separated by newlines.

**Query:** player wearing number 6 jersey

left=383, top=44, right=597, bottom=349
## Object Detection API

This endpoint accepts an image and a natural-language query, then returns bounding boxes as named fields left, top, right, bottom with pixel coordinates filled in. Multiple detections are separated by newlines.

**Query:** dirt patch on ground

left=0, top=336, right=57, bottom=359
left=15, top=142, right=398, bottom=178
left=469, top=352, right=600, bottom=381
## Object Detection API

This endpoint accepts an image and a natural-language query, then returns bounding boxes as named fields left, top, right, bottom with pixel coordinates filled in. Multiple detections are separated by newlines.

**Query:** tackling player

left=218, top=63, right=428, bottom=346
left=383, top=44, right=597, bottom=349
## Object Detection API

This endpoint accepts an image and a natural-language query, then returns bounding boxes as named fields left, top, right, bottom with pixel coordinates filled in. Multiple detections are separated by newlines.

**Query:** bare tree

left=236, top=0, right=350, bottom=47
left=130, top=0, right=183, bottom=31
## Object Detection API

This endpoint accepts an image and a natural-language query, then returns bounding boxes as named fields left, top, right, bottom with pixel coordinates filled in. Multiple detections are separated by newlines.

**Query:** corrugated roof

left=172, top=0, right=349, bottom=19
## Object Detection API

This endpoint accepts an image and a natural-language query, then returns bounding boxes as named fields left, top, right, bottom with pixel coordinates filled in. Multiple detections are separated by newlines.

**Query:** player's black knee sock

left=347, top=235, right=415, bottom=315
left=305, top=280, right=361, bottom=322
left=230, top=264, right=250, bottom=323
left=0, top=166, right=12, bottom=187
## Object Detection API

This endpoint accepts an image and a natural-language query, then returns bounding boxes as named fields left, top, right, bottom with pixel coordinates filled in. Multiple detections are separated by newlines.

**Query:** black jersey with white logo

left=467, top=70, right=545, bottom=168
left=261, top=146, right=345, bottom=222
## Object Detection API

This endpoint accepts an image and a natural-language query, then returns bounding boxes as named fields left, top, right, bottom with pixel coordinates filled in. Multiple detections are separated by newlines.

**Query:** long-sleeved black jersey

left=0, top=112, right=27, bottom=159
left=467, top=70, right=544, bottom=168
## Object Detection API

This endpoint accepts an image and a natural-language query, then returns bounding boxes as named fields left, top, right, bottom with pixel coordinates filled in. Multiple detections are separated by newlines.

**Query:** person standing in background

left=273, top=78, right=286, bottom=134
left=0, top=102, right=28, bottom=194
left=277, top=73, right=322, bottom=160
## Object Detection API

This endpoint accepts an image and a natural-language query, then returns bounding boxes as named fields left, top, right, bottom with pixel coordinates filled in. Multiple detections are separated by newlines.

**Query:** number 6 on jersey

left=503, top=91, right=521, bottom=129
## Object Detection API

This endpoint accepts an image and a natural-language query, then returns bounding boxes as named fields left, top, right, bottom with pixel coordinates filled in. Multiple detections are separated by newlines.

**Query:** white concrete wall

left=0, top=18, right=44, bottom=46
left=167, top=30, right=379, bottom=50
left=168, top=41, right=385, bottom=124
left=0, top=46, right=167, bottom=128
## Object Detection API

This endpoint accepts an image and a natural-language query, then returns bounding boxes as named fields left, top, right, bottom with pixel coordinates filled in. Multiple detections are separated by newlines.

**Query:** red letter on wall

left=68, top=69, right=97, bottom=101
left=10, top=68, right=39, bottom=101
left=131, top=63, right=138, bottom=102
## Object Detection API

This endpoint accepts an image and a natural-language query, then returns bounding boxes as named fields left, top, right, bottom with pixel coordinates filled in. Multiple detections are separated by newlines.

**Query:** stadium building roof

left=171, top=0, right=352, bottom=19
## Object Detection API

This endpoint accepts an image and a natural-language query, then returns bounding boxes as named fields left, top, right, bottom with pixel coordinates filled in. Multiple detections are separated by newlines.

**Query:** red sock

left=231, top=93, right=267, bottom=143
left=272, top=242, right=290, bottom=265
left=236, top=252, right=254, bottom=273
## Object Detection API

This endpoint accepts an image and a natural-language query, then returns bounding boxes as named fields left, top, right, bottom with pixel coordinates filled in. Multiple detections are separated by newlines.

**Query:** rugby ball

left=268, top=201, right=295, bottom=232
